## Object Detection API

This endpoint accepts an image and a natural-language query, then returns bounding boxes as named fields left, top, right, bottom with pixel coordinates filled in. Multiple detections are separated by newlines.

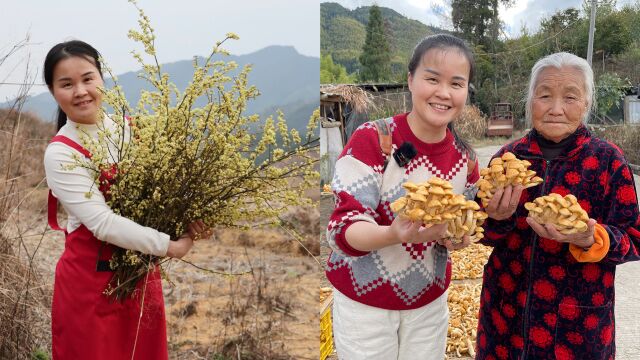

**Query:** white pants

left=332, top=289, right=448, bottom=360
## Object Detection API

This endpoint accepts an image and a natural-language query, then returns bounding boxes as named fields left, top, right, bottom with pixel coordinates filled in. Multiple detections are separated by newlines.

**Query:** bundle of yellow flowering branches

left=75, top=2, right=319, bottom=301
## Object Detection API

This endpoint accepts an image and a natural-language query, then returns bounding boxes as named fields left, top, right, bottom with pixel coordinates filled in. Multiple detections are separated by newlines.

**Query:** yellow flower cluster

left=74, top=1, right=319, bottom=300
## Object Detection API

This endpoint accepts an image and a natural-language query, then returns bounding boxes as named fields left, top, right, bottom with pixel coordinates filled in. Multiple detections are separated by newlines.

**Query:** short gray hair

left=525, top=52, right=595, bottom=125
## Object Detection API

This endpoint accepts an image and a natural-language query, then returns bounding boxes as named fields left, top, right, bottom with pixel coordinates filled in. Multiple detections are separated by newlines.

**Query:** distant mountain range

left=4, top=45, right=319, bottom=135
left=321, top=2, right=449, bottom=75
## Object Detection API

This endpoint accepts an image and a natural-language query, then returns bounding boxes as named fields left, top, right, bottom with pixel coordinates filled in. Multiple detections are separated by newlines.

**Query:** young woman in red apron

left=43, top=40, right=208, bottom=359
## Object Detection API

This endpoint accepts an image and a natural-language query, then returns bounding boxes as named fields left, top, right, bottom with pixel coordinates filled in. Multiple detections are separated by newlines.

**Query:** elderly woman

left=475, top=52, right=640, bottom=360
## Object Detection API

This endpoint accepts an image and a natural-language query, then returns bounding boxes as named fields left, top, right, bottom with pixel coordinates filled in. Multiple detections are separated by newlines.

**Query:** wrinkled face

left=408, top=47, right=470, bottom=130
left=531, top=66, right=588, bottom=143
left=50, top=56, right=103, bottom=125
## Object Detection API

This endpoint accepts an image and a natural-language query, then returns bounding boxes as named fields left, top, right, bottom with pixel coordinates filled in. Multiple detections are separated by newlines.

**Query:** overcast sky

left=0, top=0, right=320, bottom=100
left=325, top=0, right=638, bottom=38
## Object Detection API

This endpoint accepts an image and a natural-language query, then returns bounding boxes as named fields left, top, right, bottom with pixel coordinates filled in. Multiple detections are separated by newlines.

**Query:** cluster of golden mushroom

left=524, top=193, right=589, bottom=234
left=390, top=177, right=488, bottom=244
left=476, top=152, right=543, bottom=208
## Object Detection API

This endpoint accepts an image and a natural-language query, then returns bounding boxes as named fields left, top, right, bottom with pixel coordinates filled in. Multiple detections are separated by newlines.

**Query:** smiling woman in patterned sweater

left=325, top=34, right=480, bottom=359
left=475, top=52, right=640, bottom=360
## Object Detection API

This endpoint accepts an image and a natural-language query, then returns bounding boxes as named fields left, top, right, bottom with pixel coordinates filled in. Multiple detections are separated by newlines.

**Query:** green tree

left=359, top=5, right=391, bottom=82
left=320, top=54, right=355, bottom=84
left=451, top=0, right=512, bottom=47
left=596, top=73, right=631, bottom=116
left=539, top=8, right=583, bottom=54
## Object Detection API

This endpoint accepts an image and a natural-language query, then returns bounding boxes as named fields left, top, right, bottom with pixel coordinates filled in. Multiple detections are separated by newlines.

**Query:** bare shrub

left=590, top=125, right=640, bottom=165
left=0, top=246, right=51, bottom=358
left=0, top=39, right=55, bottom=358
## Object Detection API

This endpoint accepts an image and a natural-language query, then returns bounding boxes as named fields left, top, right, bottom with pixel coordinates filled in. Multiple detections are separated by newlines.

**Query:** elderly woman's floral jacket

left=476, top=125, right=640, bottom=360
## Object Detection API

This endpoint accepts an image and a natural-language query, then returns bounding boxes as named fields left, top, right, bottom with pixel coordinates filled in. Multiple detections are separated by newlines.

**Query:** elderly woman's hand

left=485, top=185, right=524, bottom=221
left=526, top=216, right=597, bottom=249
left=436, top=234, right=472, bottom=251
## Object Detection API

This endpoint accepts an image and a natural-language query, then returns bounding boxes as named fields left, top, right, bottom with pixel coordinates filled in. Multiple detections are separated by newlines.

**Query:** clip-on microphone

left=393, top=142, right=417, bottom=167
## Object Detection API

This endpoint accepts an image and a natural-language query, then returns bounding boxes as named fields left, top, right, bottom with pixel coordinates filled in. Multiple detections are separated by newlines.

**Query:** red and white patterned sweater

left=326, top=113, right=479, bottom=310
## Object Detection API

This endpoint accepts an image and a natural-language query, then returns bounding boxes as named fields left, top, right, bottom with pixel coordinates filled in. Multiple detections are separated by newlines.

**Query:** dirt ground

left=7, top=187, right=321, bottom=360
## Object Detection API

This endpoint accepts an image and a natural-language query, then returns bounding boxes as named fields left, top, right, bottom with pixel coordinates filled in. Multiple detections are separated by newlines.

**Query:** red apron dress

left=48, top=135, right=168, bottom=360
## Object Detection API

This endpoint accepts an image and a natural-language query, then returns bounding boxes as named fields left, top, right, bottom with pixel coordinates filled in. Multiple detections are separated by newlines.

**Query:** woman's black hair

left=43, top=40, right=103, bottom=130
left=408, top=34, right=476, bottom=158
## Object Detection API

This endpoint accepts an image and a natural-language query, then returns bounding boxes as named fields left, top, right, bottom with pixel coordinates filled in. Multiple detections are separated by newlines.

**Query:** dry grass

left=0, top=244, right=51, bottom=359
left=1, top=106, right=55, bottom=358
left=590, top=124, right=640, bottom=165
left=455, top=105, right=487, bottom=141
left=164, top=224, right=319, bottom=360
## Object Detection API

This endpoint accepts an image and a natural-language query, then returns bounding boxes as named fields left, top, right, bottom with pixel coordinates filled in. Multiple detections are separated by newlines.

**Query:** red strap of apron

left=50, top=135, right=92, bottom=158
left=47, top=190, right=65, bottom=233
left=47, top=135, right=92, bottom=233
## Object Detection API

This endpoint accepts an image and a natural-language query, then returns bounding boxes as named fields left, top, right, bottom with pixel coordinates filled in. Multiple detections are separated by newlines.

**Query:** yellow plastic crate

left=320, top=291, right=334, bottom=360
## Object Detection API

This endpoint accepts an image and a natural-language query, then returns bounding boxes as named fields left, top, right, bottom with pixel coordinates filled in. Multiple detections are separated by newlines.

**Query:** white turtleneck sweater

left=44, top=116, right=170, bottom=256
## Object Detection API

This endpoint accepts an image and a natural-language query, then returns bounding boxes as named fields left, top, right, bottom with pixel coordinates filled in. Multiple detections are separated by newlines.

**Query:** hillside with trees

left=321, top=1, right=640, bottom=123
left=321, top=2, right=445, bottom=80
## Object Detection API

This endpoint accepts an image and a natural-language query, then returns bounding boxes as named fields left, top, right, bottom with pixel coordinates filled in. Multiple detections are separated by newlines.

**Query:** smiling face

left=50, top=56, right=104, bottom=125
left=531, top=66, right=588, bottom=143
left=407, top=47, right=470, bottom=136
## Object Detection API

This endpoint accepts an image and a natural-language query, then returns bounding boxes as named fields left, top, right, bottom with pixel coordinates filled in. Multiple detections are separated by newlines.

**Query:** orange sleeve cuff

left=569, top=223, right=610, bottom=262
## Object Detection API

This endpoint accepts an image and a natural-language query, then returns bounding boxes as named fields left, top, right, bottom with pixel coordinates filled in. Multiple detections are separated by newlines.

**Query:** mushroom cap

left=558, top=218, right=573, bottom=227
left=416, top=188, right=430, bottom=196
left=534, top=197, right=547, bottom=206
left=390, top=201, right=406, bottom=213
left=465, top=201, right=481, bottom=210
left=506, top=168, right=520, bottom=178
left=402, top=182, right=419, bottom=191
left=477, top=179, right=493, bottom=191
left=574, top=220, right=588, bottom=231
left=428, top=177, right=447, bottom=186
left=451, top=196, right=466, bottom=205
left=506, top=161, right=524, bottom=170
left=559, top=208, right=572, bottom=216
left=490, top=157, right=504, bottom=166
left=409, top=192, right=428, bottom=202
left=408, top=208, right=426, bottom=220
left=428, top=199, right=443, bottom=208
left=501, top=152, right=517, bottom=161
left=565, top=204, right=580, bottom=213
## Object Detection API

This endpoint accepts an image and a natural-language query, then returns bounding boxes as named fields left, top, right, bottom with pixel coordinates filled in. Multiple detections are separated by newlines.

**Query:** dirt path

left=9, top=191, right=320, bottom=359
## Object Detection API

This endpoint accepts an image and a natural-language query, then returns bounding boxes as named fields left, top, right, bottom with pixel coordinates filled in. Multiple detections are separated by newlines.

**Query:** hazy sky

left=324, top=0, right=638, bottom=37
left=0, top=0, right=320, bottom=100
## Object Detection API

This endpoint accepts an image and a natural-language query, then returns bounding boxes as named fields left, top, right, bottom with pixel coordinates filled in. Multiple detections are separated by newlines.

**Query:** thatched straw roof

left=320, top=84, right=377, bottom=114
